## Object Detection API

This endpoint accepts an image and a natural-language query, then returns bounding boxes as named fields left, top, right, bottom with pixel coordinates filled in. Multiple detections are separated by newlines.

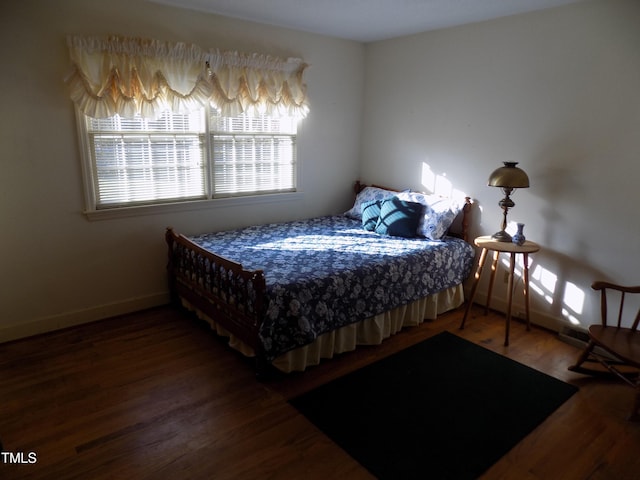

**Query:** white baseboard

left=471, top=292, right=564, bottom=333
left=1, top=290, right=567, bottom=345
left=0, top=292, right=170, bottom=343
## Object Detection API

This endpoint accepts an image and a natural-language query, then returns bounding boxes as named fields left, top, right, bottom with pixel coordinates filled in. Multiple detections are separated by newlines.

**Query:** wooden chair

left=569, top=281, right=640, bottom=420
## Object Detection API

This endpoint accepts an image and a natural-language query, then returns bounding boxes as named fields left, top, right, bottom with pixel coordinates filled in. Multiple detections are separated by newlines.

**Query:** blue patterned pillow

left=396, top=191, right=463, bottom=240
left=361, top=199, right=382, bottom=231
left=344, top=186, right=398, bottom=220
left=374, top=197, right=423, bottom=238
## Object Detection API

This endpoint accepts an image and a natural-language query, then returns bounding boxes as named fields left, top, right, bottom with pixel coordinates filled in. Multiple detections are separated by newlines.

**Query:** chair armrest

left=591, top=281, right=640, bottom=294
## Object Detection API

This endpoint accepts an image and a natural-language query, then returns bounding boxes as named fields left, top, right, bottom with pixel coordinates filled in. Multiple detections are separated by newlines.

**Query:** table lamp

left=488, top=162, right=529, bottom=242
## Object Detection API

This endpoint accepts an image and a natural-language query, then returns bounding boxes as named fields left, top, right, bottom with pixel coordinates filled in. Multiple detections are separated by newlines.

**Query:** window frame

left=75, top=106, right=302, bottom=220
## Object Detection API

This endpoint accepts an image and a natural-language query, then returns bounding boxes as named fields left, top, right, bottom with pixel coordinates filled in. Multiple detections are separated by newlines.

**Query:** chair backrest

left=592, top=281, right=640, bottom=331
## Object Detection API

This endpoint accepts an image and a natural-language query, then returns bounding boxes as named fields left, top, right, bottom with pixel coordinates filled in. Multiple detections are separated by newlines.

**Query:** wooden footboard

left=165, top=228, right=267, bottom=362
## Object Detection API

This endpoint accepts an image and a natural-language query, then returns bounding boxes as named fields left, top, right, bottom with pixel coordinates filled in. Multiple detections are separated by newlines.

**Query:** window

left=80, top=107, right=298, bottom=211
left=67, top=35, right=308, bottom=216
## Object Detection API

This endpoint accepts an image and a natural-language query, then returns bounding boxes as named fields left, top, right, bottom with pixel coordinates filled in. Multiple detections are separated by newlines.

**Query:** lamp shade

left=487, top=162, right=529, bottom=188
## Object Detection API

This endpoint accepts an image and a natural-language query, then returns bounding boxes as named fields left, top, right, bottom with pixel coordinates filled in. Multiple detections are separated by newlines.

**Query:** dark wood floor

left=1, top=304, right=639, bottom=479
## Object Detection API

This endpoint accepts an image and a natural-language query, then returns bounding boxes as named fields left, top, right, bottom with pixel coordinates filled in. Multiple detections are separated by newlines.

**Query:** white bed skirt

left=182, top=284, right=464, bottom=373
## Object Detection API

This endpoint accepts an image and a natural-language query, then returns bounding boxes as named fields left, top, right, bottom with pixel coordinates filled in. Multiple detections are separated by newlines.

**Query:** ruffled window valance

left=65, top=35, right=309, bottom=119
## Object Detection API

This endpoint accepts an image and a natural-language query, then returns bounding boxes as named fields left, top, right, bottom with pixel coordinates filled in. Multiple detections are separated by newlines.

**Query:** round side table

left=460, top=235, right=540, bottom=346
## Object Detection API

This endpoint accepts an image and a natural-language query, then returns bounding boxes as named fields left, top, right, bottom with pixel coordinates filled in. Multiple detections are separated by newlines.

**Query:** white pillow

left=344, top=186, right=398, bottom=220
left=396, top=191, right=462, bottom=240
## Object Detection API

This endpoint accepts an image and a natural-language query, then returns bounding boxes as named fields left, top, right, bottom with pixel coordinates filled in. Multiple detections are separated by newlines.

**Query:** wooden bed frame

left=165, top=181, right=473, bottom=372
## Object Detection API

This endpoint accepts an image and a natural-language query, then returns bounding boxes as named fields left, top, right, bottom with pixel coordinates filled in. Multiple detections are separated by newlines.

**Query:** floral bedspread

left=190, top=215, right=475, bottom=360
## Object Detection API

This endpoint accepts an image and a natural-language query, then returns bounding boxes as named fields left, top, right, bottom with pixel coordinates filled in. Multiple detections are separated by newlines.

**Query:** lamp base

left=491, top=230, right=513, bottom=242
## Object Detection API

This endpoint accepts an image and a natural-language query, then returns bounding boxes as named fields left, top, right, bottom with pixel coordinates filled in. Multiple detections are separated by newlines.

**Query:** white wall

left=0, top=0, right=364, bottom=340
left=361, top=0, right=640, bottom=331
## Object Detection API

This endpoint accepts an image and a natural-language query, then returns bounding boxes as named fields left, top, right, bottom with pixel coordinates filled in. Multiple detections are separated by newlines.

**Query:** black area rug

left=290, top=331, right=578, bottom=480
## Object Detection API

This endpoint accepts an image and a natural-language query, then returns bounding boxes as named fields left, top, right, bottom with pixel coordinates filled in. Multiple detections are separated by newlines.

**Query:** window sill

left=83, top=191, right=305, bottom=221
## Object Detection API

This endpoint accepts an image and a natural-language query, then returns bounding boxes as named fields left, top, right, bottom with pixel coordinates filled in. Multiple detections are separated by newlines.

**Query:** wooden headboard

left=353, top=180, right=472, bottom=243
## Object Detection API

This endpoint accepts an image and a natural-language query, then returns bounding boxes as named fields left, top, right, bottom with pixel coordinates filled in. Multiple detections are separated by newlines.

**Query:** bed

left=166, top=181, right=475, bottom=373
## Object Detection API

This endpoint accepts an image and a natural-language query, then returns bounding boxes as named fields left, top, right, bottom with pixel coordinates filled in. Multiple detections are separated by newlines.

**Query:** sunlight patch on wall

left=562, top=281, right=585, bottom=325
left=498, top=254, right=586, bottom=326
left=421, top=162, right=466, bottom=200
left=531, top=265, right=556, bottom=305
left=421, top=162, right=437, bottom=192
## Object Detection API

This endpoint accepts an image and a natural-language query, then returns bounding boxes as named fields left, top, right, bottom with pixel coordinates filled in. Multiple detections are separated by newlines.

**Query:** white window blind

left=82, top=108, right=297, bottom=210
left=210, top=113, right=297, bottom=197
